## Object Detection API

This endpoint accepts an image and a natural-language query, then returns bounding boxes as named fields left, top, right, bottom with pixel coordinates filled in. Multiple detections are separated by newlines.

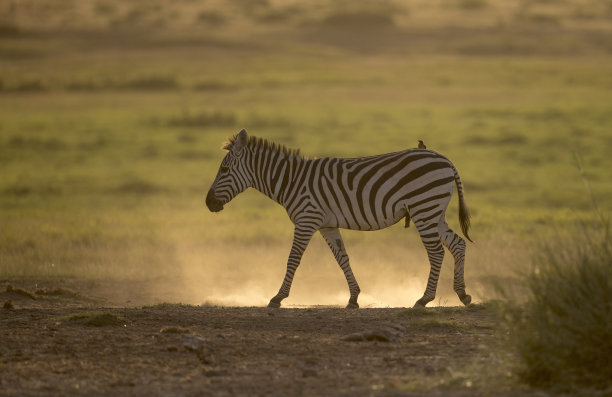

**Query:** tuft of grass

left=3, top=300, right=14, bottom=310
left=8, top=136, right=67, bottom=150
left=35, top=287, right=80, bottom=298
left=5, top=284, right=37, bottom=299
left=319, top=11, right=396, bottom=30
left=63, top=311, right=125, bottom=327
left=9, top=80, right=47, bottom=92
left=516, top=11, right=562, bottom=26
left=116, top=76, right=179, bottom=91
left=160, top=325, right=191, bottom=334
left=395, top=306, right=437, bottom=318
left=3, top=182, right=63, bottom=197
left=505, top=166, right=612, bottom=391
left=66, top=80, right=102, bottom=91
left=192, top=80, right=233, bottom=91
left=508, top=231, right=612, bottom=390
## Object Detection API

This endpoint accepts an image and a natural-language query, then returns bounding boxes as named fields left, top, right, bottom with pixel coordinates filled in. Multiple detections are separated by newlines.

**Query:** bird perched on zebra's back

left=418, top=140, right=426, bottom=149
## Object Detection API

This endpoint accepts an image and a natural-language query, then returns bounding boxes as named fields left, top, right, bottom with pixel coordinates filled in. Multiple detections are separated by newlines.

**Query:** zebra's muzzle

left=205, top=189, right=224, bottom=212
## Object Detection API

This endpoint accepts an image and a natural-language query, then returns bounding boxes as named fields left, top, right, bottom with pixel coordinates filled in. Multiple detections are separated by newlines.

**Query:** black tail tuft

left=454, top=168, right=473, bottom=243
left=459, top=197, right=472, bottom=243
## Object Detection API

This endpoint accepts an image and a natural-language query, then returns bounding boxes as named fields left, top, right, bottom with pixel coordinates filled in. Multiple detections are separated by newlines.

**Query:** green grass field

left=1, top=0, right=612, bottom=307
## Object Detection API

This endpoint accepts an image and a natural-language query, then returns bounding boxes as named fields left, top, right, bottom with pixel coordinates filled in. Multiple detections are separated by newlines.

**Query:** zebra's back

left=305, top=149, right=456, bottom=231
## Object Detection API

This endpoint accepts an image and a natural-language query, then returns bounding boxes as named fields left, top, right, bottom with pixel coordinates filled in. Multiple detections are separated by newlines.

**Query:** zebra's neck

left=248, top=146, right=301, bottom=207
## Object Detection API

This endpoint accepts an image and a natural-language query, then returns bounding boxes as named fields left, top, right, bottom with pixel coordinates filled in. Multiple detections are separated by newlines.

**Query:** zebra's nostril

left=205, top=189, right=224, bottom=212
left=205, top=189, right=217, bottom=205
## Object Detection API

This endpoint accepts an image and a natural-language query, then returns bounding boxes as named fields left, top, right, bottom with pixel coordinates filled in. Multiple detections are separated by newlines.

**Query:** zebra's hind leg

left=268, top=224, right=316, bottom=308
left=320, top=228, right=360, bottom=309
left=413, top=224, right=445, bottom=308
left=439, top=223, right=471, bottom=306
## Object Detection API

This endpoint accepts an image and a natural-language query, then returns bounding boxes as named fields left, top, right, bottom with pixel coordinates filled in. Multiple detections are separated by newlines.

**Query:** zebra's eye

left=220, top=166, right=229, bottom=174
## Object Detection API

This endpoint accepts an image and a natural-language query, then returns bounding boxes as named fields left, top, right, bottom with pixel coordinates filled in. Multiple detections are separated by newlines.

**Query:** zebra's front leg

left=268, top=225, right=316, bottom=308
left=320, top=228, right=360, bottom=309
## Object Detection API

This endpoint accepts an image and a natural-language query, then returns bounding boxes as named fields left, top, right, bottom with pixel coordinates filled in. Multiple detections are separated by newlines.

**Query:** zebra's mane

left=223, top=134, right=304, bottom=160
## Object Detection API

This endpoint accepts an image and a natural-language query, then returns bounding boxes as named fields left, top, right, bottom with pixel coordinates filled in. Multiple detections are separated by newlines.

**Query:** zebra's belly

left=369, top=209, right=407, bottom=230
left=331, top=207, right=407, bottom=231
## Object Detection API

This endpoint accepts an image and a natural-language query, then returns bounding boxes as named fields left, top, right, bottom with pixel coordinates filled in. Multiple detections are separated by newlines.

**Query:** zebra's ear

left=232, top=128, right=248, bottom=154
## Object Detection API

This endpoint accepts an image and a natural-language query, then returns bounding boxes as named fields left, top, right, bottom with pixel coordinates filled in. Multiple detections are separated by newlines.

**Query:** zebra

left=206, top=129, right=473, bottom=309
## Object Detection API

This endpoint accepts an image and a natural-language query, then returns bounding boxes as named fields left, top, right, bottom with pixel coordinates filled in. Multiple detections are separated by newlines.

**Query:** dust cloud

left=168, top=236, right=495, bottom=308
left=83, top=224, right=525, bottom=308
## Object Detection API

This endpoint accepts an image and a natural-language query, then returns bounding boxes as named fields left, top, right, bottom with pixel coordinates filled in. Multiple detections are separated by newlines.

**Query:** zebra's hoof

left=413, top=300, right=426, bottom=308
left=345, top=302, right=359, bottom=309
left=267, top=300, right=281, bottom=308
left=460, top=294, right=472, bottom=306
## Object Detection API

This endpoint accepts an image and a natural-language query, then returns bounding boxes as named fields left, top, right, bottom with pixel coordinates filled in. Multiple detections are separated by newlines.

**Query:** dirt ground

left=0, top=279, right=527, bottom=397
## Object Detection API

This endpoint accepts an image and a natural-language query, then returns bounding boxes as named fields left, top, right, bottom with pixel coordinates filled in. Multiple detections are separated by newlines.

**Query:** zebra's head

left=206, top=129, right=252, bottom=213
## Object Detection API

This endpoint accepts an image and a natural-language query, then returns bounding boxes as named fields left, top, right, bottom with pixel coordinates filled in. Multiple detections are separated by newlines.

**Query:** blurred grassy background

left=1, top=0, right=611, bottom=306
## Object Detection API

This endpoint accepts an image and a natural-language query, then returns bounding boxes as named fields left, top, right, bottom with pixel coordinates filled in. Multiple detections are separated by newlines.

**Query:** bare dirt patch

left=0, top=280, right=529, bottom=396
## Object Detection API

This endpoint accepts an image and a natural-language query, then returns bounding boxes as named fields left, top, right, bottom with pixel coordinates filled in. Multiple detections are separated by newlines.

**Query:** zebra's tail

left=453, top=166, right=473, bottom=243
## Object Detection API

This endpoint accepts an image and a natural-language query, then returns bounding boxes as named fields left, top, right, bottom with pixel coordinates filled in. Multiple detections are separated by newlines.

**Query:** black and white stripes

left=206, top=129, right=472, bottom=308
